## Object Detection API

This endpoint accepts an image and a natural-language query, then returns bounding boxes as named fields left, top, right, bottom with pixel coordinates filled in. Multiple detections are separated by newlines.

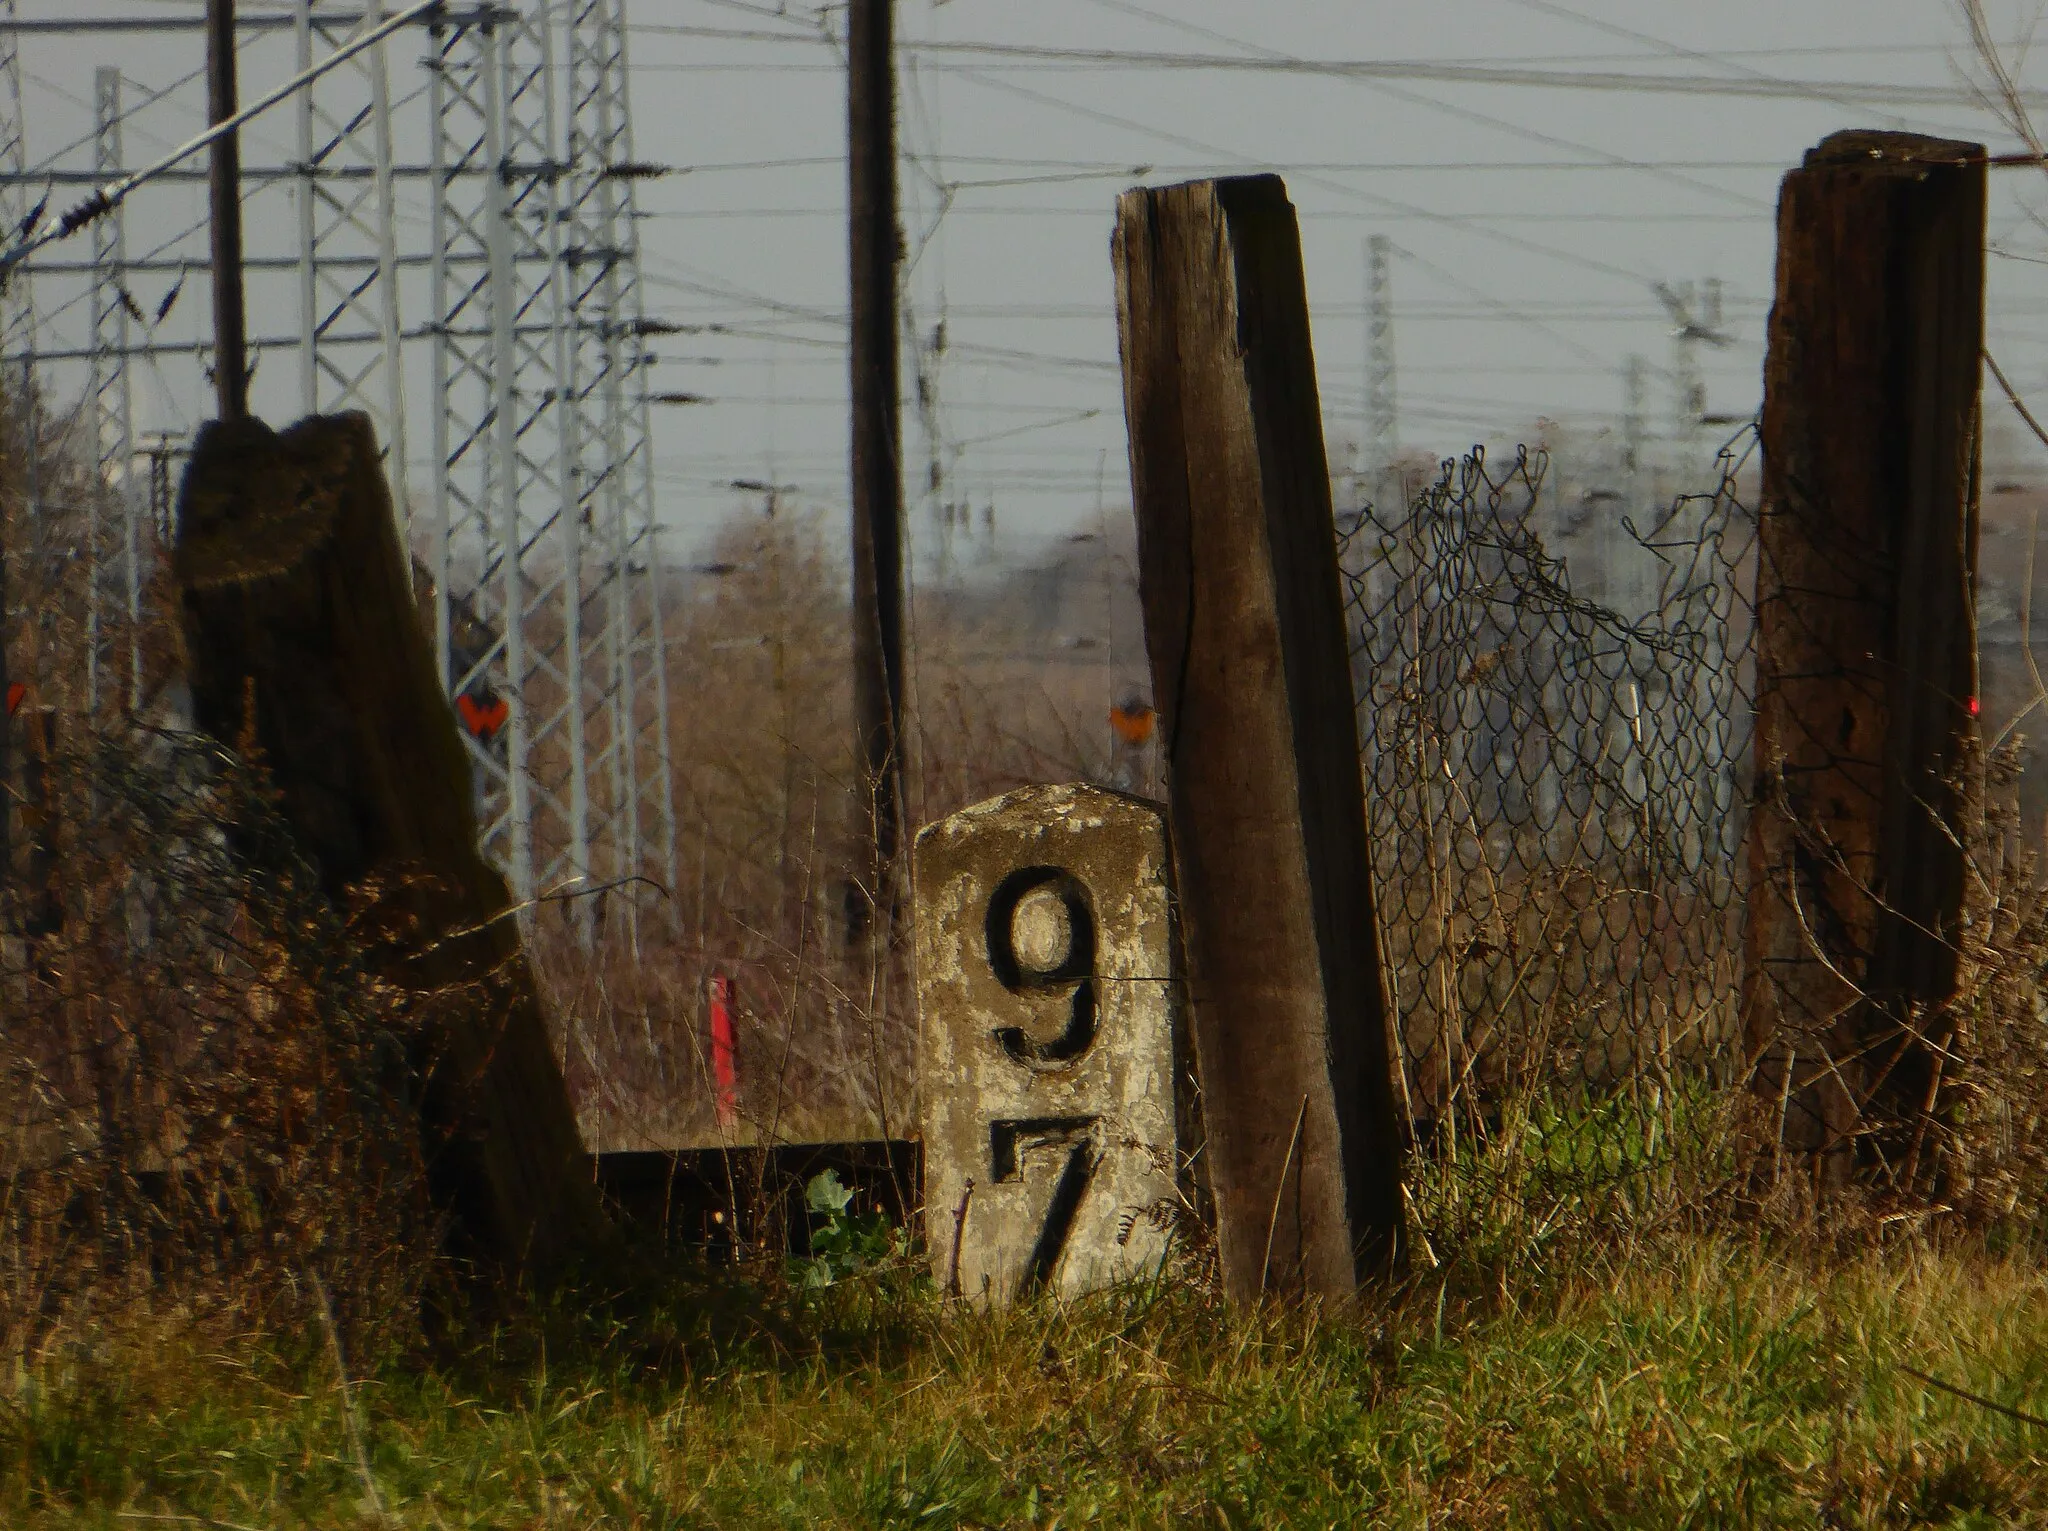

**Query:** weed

left=796, top=1169, right=909, bottom=1290
left=0, top=1233, right=2039, bottom=1527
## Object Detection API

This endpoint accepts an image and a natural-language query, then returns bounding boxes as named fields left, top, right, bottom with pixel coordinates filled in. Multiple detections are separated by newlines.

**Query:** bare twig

left=1259, top=1095, right=1310, bottom=1300
left=1901, top=1362, right=2048, bottom=1431
left=116, top=1513, right=271, bottom=1531
left=308, top=1270, right=387, bottom=1522
left=946, top=1179, right=974, bottom=1299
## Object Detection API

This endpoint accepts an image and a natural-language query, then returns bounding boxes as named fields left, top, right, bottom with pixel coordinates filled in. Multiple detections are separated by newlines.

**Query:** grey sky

left=7, top=0, right=2043, bottom=563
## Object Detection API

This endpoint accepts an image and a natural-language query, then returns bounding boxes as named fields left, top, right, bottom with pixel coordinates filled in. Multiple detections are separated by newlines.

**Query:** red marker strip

left=709, top=971, right=739, bottom=1130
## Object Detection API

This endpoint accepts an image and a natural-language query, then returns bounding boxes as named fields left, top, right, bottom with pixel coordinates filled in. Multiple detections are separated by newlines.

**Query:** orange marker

left=456, top=690, right=510, bottom=741
left=1109, top=693, right=1156, bottom=747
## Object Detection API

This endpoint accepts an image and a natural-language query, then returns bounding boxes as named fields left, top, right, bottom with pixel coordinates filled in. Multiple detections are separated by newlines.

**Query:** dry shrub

left=550, top=503, right=1144, bottom=1150
left=1908, top=738, right=2048, bottom=1228
left=0, top=381, right=436, bottom=1351
left=537, top=920, right=914, bottom=1151
left=0, top=732, right=432, bottom=1355
left=1735, top=732, right=2048, bottom=1241
left=568, top=506, right=908, bottom=1147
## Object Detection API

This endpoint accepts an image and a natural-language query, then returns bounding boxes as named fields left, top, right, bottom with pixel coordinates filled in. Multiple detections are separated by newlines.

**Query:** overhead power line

left=0, top=0, right=441, bottom=272
left=637, top=205, right=1762, bottom=225
left=948, top=67, right=1654, bottom=286
left=1500, top=0, right=1915, bottom=125
left=0, top=8, right=495, bottom=32
left=626, top=27, right=2030, bottom=108
left=634, top=19, right=1966, bottom=68
left=633, top=154, right=1804, bottom=175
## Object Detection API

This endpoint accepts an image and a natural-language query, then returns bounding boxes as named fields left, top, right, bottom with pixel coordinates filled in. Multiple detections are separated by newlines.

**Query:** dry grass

left=0, top=1229, right=2042, bottom=1527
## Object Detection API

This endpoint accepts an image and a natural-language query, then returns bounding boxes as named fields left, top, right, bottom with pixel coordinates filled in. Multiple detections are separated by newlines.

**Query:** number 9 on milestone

left=915, top=783, right=1185, bottom=1303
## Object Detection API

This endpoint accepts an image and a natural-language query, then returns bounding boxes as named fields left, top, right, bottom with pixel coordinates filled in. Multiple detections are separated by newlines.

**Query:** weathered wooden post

left=1113, top=176, right=1406, bottom=1300
left=175, top=411, right=604, bottom=1274
left=916, top=784, right=1185, bottom=1302
left=1746, top=130, right=1985, bottom=1191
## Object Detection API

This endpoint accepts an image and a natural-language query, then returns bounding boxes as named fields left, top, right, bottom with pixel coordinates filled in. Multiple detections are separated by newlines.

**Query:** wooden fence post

left=1747, top=130, right=1985, bottom=1192
left=1113, top=175, right=1405, bottom=1300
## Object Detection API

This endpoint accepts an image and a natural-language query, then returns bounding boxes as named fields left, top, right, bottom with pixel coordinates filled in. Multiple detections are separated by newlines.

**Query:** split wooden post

left=1746, top=130, right=1985, bottom=1190
left=1112, top=175, right=1405, bottom=1301
left=175, top=411, right=605, bottom=1275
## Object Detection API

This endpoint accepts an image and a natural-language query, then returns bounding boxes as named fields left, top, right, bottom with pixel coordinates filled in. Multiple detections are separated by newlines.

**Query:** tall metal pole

left=480, top=22, right=533, bottom=901
left=207, top=0, right=249, bottom=421
left=0, top=0, right=24, bottom=908
left=848, top=0, right=904, bottom=925
left=561, top=0, right=679, bottom=936
left=295, top=3, right=317, bottom=419
left=1669, top=280, right=1702, bottom=461
left=1364, top=234, right=1395, bottom=506
left=425, top=8, right=569, bottom=901
left=1621, top=352, right=1646, bottom=486
left=367, top=3, right=409, bottom=534
left=92, top=66, right=139, bottom=712
left=294, top=0, right=410, bottom=529
left=637, top=425, right=679, bottom=934
left=427, top=14, right=454, bottom=698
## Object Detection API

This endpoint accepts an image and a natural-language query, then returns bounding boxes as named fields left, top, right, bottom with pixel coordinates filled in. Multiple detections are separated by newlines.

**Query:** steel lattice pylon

left=1362, top=234, right=1396, bottom=499
left=1, top=3, right=678, bottom=925
left=87, top=66, right=140, bottom=716
left=0, top=0, right=29, bottom=364
left=427, top=1, right=677, bottom=916
left=559, top=0, right=677, bottom=933
left=294, top=0, right=409, bottom=532
left=1, top=0, right=32, bottom=676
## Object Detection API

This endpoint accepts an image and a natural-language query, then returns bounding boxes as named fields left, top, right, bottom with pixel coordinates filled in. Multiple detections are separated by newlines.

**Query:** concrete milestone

left=914, top=783, right=1181, bottom=1302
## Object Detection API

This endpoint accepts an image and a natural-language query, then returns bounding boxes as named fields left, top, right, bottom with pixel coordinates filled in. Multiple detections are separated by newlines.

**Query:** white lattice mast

left=560, top=0, right=677, bottom=926
left=88, top=65, right=140, bottom=715
left=1363, top=234, right=1396, bottom=504
left=1, top=0, right=33, bottom=698
left=560, top=0, right=625, bottom=923
left=427, top=3, right=578, bottom=904
left=1666, top=280, right=1703, bottom=453
left=295, top=0, right=409, bottom=530
left=1622, top=351, right=1647, bottom=486
left=0, top=0, right=29, bottom=366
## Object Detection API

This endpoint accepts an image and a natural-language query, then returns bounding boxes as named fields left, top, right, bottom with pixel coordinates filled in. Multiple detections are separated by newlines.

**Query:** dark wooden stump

left=1747, top=130, right=1985, bottom=1194
left=175, top=410, right=602, bottom=1275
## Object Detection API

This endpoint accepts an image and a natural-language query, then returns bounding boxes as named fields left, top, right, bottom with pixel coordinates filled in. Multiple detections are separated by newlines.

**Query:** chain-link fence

left=1342, top=439, right=1760, bottom=1152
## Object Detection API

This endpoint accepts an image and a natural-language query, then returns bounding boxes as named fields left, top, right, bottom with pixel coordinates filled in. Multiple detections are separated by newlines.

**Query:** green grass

left=2, top=1231, right=2045, bottom=1529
